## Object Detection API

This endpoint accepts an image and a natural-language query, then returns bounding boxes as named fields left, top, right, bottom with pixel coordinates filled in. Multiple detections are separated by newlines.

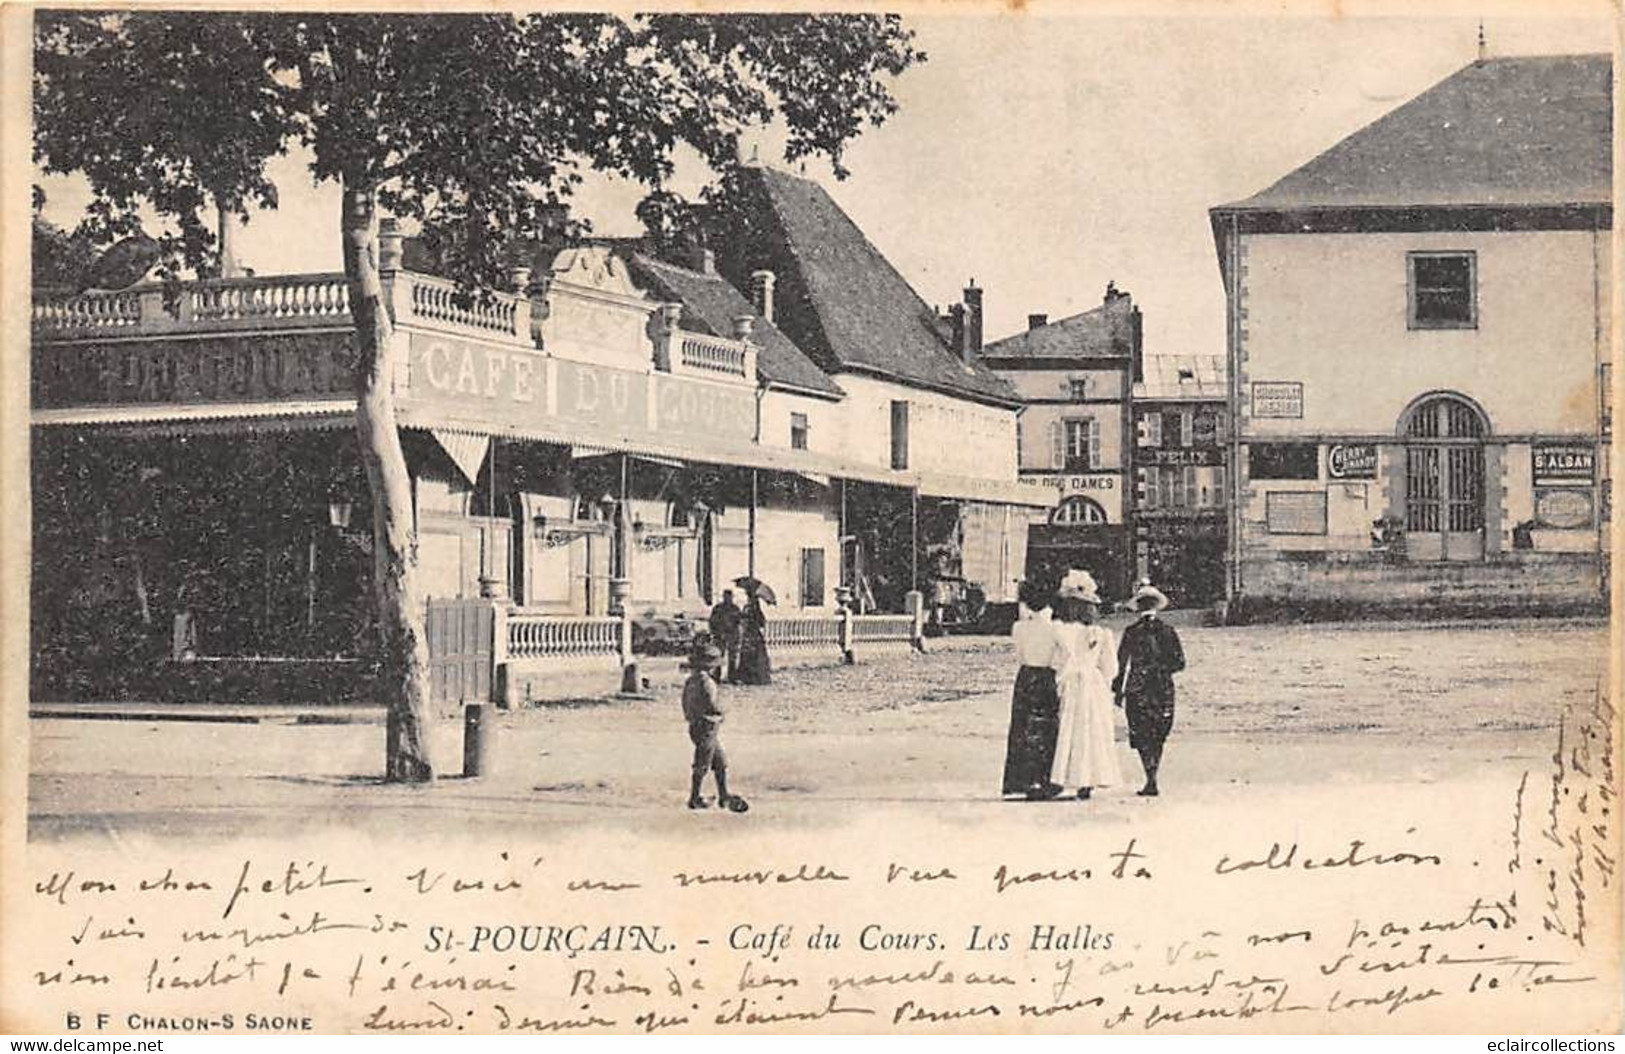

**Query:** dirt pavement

left=27, top=618, right=1607, bottom=842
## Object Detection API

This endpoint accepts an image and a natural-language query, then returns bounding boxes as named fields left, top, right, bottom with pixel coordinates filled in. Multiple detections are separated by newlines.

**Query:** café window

left=1249, top=442, right=1319, bottom=480
left=890, top=400, right=910, bottom=470
left=1055, top=417, right=1101, bottom=471
left=1408, top=251, right=1477, bottom=330
left=799, top=547, right=825, bottom=608
left=790, top=412, right=810, bottom=451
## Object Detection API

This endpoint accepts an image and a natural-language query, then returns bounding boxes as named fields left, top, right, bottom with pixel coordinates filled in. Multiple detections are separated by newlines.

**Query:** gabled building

left=1132, top=354, right=1228, bottom=606
left=1210, top=54, right=1612, bottom=616
left=706, top=165, right=1047, bottom=621
left=980, top=285, right=1142, bottom=601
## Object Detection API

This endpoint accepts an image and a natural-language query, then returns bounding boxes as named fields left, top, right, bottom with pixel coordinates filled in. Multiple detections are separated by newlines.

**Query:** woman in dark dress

left=1002, top=580, right=1063, bottom=799
left=1112, top=583, right=1185, bottom=797
left=734, top=592, right=773, bottom=685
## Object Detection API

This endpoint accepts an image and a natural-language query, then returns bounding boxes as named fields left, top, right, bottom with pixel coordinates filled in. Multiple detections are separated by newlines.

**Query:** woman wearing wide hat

left=1112, top=581, right=1185, bottom=797
left=1049, top=570, right=1124, bottom=800
left=1002, top=579, right=1065, bottom=800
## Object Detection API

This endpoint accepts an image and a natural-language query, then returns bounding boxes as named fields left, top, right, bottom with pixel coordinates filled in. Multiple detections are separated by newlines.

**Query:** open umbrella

left=733, top=576, right=778, bottom=605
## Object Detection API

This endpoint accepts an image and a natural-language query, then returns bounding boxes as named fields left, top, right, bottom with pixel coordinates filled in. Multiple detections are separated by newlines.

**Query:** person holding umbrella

left=732, top=576, right=775, bottom=685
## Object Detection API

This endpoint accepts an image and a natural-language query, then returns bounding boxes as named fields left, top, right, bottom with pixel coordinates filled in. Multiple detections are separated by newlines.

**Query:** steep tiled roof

left=621, top=251, right=843, bottom=397
left=721, top=167, right=1018, bottom=406
left=1218, top=54, right=1612, bottom=212
left=979, top=294, right=1138, bottom=361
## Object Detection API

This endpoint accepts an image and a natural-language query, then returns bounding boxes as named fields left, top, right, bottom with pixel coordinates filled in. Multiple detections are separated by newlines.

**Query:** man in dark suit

left=708, top=590, right=742, bottom=683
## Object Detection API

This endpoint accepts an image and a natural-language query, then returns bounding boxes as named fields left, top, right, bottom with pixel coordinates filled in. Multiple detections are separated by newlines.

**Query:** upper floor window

left=1137, top=412, right=1163, bottom=448
left=1068, top=378, right=1091, bottom=401
left=1193, top=409, right=1221, bottom=445
left=790, top=412, right=809, bottom=451
left=1408, top=251, right=1477, bottom=330
left=1055, top=417, right=1101, bottom=471
left=890, top=400, right=910, bottom=470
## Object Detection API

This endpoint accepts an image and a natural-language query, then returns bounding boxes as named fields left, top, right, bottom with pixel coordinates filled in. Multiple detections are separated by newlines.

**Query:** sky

left=34, top=10, right=1616, bottom=361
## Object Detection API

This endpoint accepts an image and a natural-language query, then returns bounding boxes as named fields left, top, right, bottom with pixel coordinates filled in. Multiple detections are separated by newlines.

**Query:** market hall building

left=1210, top=54, right=1612, bottom=617
left=31, top=167, right=1047, bottom=702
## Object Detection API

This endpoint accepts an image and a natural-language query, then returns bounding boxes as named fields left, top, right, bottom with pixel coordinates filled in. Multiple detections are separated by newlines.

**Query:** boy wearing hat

left=682, top=641, right=743, bottom=811
left=1112, top=582, right=1185, bottom=797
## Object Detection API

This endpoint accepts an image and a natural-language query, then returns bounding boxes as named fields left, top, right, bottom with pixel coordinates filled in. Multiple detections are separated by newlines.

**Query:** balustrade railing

left=33, top=270, right=533, bottom=345
left=852, top=614, right=916, bottom=644
left=31, top=289, right=144, bottom=332
left=764, top=616, right=842, bottom=651
left=192, top=275, right=351, bottom=323
left=404, top=274, right=519, bottom=337
left=507, top=612, right=621, bottom=661
left=678, top=333, right=750, bottom=378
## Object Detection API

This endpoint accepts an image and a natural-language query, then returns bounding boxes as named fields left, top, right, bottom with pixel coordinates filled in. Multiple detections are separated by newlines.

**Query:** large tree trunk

left=342, top=185, right=433, bottom=783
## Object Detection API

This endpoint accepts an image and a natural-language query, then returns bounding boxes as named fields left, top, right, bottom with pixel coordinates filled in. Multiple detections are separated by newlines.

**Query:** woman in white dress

left=1050, top=570, right=1124, bottom=800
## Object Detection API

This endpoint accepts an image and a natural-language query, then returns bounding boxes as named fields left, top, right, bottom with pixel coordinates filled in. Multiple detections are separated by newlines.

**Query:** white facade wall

left=1241, top=229, right=1609, bottom=438
left=829, top=373, right=1019, bottom=480
left=758, top=388, right=843, bottom=456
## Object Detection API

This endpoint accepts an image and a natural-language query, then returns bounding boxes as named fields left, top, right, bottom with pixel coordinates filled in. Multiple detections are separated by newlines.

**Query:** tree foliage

left=35, top=11, right=923, bottom=285
left=33, top=10, right=922, bottom=781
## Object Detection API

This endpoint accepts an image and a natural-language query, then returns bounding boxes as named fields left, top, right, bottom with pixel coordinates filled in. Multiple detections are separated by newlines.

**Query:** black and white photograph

left=2, top=1, right=1618, bottom=1038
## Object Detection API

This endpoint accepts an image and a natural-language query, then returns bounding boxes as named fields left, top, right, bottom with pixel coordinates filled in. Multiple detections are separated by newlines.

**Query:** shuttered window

left=1056, top=417, right=1100, bottom=471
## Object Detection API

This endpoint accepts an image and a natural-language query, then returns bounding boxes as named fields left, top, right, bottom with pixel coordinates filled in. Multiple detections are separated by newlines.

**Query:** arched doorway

left=1401, top=393, right=1488, bottom=562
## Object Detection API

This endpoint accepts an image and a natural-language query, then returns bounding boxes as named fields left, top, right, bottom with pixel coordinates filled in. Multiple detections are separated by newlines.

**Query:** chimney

left=1131, top=303, right=1145, bottom=383
left=750, top=269, right=776, bottom=323
left=697, top=247, right=716, bottom=275
left=963, top=279, right=983, bottom=360
left=947, top=303, right=968, bottom=360
left=1027, top=313, right=1048, bottom=331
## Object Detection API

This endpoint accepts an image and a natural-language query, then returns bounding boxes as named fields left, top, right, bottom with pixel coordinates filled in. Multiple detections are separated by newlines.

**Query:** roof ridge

left=1213, top=51, right=1612, bottom=213
left=758, top=168, right=1013, bottom=389
left=748, top=168, right=843, bottom=375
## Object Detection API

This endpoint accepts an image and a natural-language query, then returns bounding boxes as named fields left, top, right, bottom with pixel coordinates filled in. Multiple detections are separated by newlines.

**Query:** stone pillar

left=905, top=590, right=926, bottom=652
left=652, top=303, right=682, bottom=372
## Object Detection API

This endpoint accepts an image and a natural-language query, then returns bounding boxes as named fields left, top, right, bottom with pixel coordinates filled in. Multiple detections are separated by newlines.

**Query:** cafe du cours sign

left=406, top=333, right=756, bottom=444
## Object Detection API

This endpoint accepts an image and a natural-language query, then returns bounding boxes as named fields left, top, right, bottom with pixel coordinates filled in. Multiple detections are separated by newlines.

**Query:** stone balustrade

left=507, top=611, right=622, bottom=661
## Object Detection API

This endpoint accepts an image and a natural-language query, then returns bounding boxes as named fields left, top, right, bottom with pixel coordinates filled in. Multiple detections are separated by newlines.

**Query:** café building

left=31, top=182, right=1048, bottom=700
